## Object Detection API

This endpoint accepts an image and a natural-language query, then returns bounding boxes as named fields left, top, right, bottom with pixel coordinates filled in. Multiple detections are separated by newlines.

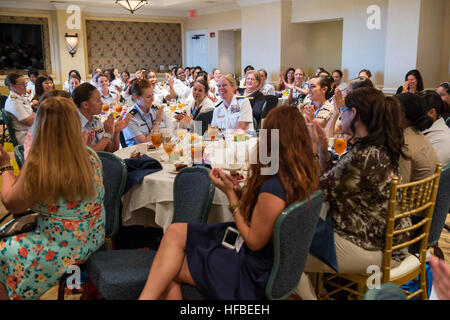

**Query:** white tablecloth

left=114, top=145, right=234, bottom=231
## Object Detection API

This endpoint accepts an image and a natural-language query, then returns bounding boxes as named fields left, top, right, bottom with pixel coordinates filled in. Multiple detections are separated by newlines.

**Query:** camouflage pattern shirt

left=320, top=144, right=411, bottom=262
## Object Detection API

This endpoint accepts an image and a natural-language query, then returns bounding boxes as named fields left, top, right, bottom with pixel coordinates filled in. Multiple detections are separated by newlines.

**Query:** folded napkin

left=124, top=155, right=163, bottom=193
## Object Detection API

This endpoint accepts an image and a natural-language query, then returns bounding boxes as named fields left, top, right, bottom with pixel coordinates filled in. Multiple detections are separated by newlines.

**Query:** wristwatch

left=103, top=133, right=113, bottom=141
left=0, top=165, right=14, bottom=174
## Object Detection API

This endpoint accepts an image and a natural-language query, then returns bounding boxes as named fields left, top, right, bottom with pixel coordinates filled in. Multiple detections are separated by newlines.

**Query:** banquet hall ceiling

left=0, top=0, right=246, bottom=16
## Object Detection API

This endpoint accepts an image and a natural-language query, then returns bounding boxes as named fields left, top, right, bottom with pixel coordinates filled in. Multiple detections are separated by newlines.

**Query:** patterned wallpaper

left=85, top=20, right=182, bottom=74
left=0, top=16, right=52, bottom=76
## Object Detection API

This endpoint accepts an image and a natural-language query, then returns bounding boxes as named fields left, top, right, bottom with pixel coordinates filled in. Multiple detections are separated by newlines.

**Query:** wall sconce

left=65, top=33, right=78, bottom=57
left=116, top=0, right=148, bottom=14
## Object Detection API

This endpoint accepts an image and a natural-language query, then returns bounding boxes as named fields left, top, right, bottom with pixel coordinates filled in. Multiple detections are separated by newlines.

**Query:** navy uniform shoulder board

left=129, top=108, right=138, bottom=117
left=214, top=100, right=224, bottom=108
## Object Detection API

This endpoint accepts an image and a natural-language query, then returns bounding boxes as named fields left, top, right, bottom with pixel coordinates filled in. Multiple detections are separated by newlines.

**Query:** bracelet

left=0, top=165, right=14, bottom=174
left=228, top=203, right=239, bottom=216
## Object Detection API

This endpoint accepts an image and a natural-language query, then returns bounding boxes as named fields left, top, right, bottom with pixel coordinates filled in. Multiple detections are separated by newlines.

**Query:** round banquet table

left=114, top=143, right=236, bottom=232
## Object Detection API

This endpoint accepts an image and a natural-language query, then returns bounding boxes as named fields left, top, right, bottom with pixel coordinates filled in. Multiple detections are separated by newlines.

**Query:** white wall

left=417, top=0, right=446, bottom=88
left=439, top=0, right=450, bottom=82
left=383, top=0, right=421, bottom=90
left=240, top=1, right=282, bottom=81
left=186, top=10, right=241, bottom=73
left=307, top=20, right=343, bottom=78
left=234, top=30, right=242, bottom=76
left=280, top=0, right=310, bottom=82
left=292, top=0, right=388, bottom=86
left=218, top=30, right=235, bottom=74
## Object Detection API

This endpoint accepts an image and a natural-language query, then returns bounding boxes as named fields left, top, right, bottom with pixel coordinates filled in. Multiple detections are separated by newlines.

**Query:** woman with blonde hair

left=139, top=106, right=320, bottom=299
left=211, top=74, right=254, bottom=131
left=237, top=70, right=266, bottom=123
left=0, top=97, right=105, bottom=300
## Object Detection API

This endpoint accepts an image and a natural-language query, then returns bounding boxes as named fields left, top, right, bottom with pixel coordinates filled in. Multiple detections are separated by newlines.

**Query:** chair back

left=261, top=95, right=279, bottom=119
left=195, top=109, right=214, bottom=136
left=2, top=110, right=19, bottom=147
left=427, top=163, right=450, bottom=247
left=119, top=130, right=127, bottom=148
left=97, top=152, right=127, bottom=238
left=172, top=166, right=215, bottom=223
left=382, top=164, right=442, bottom=286
left=14, top=145, right=24, bottom=170
left=265, top=190, right=324, bottom=300
left=0, top=94, right=7, bottom=110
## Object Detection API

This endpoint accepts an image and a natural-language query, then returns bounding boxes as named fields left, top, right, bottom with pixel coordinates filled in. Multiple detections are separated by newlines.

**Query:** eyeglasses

left=339, top=106, right=350, bottom=114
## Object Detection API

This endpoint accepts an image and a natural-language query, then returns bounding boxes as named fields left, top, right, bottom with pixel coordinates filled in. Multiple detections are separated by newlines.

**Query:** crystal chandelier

left=115, top=0, right=148, bottom=14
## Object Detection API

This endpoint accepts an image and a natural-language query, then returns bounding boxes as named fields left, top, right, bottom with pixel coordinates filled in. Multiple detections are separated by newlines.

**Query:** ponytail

left=383, top=96, right=407, bottom=167
left=345, top=87, right=406, bottom=167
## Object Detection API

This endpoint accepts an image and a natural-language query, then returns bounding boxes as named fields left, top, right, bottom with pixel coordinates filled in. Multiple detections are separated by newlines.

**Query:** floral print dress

left=0, top=151, right=105, bottom=299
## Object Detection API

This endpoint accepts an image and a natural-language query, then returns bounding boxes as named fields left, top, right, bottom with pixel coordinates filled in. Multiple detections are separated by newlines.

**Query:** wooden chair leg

left=58, top=273, right=70, bottom=300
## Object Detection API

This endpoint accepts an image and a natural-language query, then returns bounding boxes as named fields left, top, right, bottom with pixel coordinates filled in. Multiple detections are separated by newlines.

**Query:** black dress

left=185, top=175, right=286, bottom=300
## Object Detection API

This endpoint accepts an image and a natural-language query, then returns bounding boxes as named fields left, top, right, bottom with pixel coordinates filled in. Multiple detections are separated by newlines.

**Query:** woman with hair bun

left=300, top=75, right=334, bottom=128
left=396, top=93, right=438, bottom=183
left=122, top=79, right=170, bottom=146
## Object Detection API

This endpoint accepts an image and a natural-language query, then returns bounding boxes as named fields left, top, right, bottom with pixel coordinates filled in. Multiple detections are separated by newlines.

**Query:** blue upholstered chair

left=58, top=151, right=127, bottom=299
left=2, top=110, right=19, bottom=147
left=265, top=190, right=324, bottom=300
left=180, top=189, right=324, bottom=300
left=13, top=145, right=24, bottom=170
left=85, top=166, right=215, bottom=300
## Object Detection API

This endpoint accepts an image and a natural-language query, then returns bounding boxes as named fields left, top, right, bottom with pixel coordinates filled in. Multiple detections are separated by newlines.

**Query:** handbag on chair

left=0, top=210, right=38, bottom=240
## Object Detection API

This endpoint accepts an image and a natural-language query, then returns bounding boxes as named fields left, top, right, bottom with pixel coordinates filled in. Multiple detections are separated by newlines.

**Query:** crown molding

left=237, top=0, right=284, bottom=7
left=0, top=1, right=55, bottom=10
left=195, top=3, right=241, bottom=16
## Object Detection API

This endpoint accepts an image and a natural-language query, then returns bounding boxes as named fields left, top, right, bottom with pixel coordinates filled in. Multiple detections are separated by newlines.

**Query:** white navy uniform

left=4, top=90, right=34, bottom=145
left=211, top=95, right=254, bottom=131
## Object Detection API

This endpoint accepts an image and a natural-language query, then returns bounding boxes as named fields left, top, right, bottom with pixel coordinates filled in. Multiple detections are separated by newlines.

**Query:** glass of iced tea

left=333, top=134, right=347, bottom=159
left=150, top=132, right=163, bottom=148
left=169, top=104, right=177, bottom=113
left=102, top=105, right=110, bottom=113
left=115, top=105, right=123, bottom=113
left=177, top=128, right=187, bottom=142
left=163, top=140, right=176, bottom=162
left=208, top=124, right=218, bottom=141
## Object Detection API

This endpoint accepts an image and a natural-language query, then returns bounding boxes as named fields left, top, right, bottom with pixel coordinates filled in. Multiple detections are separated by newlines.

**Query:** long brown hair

left=239, top=106, right=320, bottom=223
left=23, top=97, right=96, bottom=203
